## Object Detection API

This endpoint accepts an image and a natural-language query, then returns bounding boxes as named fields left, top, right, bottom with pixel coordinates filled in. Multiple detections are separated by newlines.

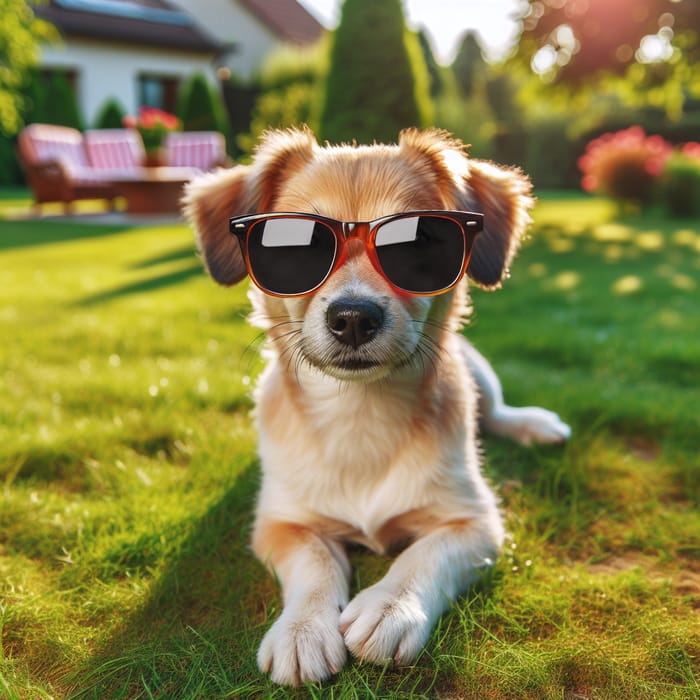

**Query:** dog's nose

left=326, top=300, right=384, bottom=348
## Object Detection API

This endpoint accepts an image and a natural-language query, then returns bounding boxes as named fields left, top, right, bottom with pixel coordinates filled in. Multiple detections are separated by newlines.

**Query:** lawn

left=0, top=192, right=698, bottom=699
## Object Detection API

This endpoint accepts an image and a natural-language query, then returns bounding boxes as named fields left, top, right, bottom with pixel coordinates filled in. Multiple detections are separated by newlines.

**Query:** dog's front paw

left=258, top=604, right=346, bottom=686
left=340, top=584, right=432, bottom=665
left=490, top=406, right=571, bottom=446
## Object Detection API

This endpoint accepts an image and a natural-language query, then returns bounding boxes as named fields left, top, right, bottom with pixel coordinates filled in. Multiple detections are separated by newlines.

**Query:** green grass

left=0, top=191, right=698, bottom=699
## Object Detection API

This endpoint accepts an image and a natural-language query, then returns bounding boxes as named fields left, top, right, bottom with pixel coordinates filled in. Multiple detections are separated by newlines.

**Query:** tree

left=513, top=0, right=700, bottom=115
left=0, top=0, right=56, bottom=135
left=451, top=31, right=486, bottom=98
left=319, top=0, right=433, bottom=144
left=177, top=73, right=228, bottom=135
left=417, top=29, right=443, bottom=97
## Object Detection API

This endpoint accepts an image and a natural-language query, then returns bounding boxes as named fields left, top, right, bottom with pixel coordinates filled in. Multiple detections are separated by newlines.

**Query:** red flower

left=122, top=107, right=181, bottom=152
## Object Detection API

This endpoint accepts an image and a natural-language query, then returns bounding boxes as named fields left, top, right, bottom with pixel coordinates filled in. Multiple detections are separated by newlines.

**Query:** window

left=138, top=74, right=179, bottom=113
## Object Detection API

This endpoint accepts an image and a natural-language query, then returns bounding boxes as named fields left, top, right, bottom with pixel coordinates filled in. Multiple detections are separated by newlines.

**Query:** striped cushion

left=165, top=131, right=226, bottom=171
left=84, top=129, right=145, bottom=175
left=33, top=137, right=89, bottom=169
left=23, top=125, right=91, bottom=178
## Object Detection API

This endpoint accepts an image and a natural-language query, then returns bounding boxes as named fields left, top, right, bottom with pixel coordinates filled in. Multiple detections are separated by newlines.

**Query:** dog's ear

left=460, top=160, right=534, bottom=289
left=183, top=128, right=317, bottom=286
left=183, top=165, right=254, bottom=286
left=399, top=129, right=534, bottom=290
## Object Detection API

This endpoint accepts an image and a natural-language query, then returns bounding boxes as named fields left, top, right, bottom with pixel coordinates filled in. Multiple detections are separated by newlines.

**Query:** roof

left=238, top=0, right=323, bottom=44
left=33, top=0, right=225, bottom=54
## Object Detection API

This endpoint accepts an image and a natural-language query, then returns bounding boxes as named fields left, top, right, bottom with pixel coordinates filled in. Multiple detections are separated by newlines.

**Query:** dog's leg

left=253, top=519, right=350, bottom=686
left=340, top=517, right=500, bottom=664
left=461, top=338, right=571, bottom=445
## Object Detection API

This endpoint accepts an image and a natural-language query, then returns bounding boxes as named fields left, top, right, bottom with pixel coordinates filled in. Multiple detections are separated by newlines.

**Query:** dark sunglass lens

left=374, top=216, right=465, bottom=293
left=247, top=218, right=336, bottom=295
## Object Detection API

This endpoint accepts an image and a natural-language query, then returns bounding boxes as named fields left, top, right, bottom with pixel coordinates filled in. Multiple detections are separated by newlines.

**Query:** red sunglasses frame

left=229, top=210, right=484, bottom=297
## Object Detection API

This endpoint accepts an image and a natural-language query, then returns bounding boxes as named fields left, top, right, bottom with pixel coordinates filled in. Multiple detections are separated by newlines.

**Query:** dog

left=184, top=127, right=571, bottom=686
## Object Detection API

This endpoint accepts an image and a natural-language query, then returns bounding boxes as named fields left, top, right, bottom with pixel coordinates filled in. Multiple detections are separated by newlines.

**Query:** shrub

left=237, top=39, right=328, bottom=157
left=256, top=38, right=328, bottom=92
left=94, top=99, right=126, bottom=129
left=318, top=0, right=433, bottom=144
left=0, top=132, right=23, bottom=185
left=177, top=73, right=228, bottom=136
left=525, top=117, right=581, bottom=189
left=660, top=144, right=700, bottom=217
left=238, top=82, right=318, bottom=155
left=46, top=71, right=83, bottom=130
left=578, top=126, right=671, bottom=205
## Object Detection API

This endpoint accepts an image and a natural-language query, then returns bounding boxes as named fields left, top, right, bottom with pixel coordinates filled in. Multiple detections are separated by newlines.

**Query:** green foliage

left=417, top=30, right=443, bottom=97
left=512, top=0, right=700, bottom=118
left=661, top=151, right=700, bottom=217
left=239, top=82, right=319, bottom=155
left=319, top=0, right=433, bottom=144
left=451, top=31, right=486, bottom=98
left=255, top=38, right=329, bottom=92
left=93, top=99, right=126, bottom=129
left=22, top=68, right=49, bottom=124
left=432, top=69, right=495, bottom=160
left=0, top=133, right=23, bottom=185
left=0, top=193, right=698, bottom=697
left=238, top=39, right=328, bottom=157
left=0, top=0, right=57, bottom=135
left=46, top=71, right=84, bottom=131
left=177, top=73, right=228, bottom=137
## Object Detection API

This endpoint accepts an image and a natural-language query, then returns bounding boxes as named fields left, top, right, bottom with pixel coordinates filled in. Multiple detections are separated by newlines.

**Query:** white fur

left=249, top=273, right=567, bottom=685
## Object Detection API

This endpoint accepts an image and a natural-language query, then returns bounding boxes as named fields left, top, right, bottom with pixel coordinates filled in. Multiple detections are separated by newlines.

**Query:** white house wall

left=170, top=0, right=278, bottom=80
left=39, top=38, right=218, bottom=126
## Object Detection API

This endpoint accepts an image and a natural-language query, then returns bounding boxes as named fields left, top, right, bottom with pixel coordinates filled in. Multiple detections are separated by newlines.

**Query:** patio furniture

left=83, top=128, right=146, bottom=176
left=17, top=124, right=118, bottom=210
left=18, top=124, right=227, bottom=213
left=109, top=167, right=196, bottom=214
left=164, top=131, right=229, bottom=171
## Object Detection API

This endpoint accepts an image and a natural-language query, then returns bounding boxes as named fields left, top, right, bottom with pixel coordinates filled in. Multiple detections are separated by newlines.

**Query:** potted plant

left=123, top=106, right=181, bottom=166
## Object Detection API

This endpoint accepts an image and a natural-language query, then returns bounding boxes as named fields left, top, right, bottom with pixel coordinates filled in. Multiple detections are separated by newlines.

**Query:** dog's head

left=184, top=128, right=533, bottom=382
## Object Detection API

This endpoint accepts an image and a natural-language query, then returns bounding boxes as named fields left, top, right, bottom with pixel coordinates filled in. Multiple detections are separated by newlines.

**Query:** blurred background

left=1, top=0, right=699, bottom=205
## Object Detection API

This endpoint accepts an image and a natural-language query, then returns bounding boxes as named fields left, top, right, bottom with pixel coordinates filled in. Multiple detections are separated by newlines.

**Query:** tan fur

left=184, top=128, right=569, bottom=686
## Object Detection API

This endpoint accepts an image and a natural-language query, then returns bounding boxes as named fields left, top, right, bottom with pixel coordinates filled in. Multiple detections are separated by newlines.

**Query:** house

left=33, top=0, right=324, bottom=127
left=171, top=0, right=325, bottom=80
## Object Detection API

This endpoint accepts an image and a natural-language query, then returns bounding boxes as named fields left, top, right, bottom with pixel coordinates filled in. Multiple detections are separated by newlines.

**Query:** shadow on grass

left=75, top=264, right=204, bottom=307
left=64, top=459, right=273, bottom=699
left=0, top=219, right=129, bottom=251
left=130, top=245, right=199, bottom=270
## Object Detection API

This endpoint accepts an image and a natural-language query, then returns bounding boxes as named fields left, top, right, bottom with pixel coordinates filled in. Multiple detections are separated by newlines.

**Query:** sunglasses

left=229, top=210, right=484, bottom=297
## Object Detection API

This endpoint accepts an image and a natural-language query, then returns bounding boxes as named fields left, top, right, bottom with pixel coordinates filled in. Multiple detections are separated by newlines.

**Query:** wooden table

left=113, top=167, right=197, bottom=214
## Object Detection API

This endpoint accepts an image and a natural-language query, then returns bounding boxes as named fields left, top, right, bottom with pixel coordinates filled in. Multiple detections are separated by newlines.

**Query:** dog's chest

left=255, top=364, right=472, bottom=544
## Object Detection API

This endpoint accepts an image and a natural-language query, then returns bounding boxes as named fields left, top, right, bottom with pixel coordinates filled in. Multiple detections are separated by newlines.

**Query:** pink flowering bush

left=123, top=106, right=181, bottom=155
left=578, top=127, right=672, bottom=206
